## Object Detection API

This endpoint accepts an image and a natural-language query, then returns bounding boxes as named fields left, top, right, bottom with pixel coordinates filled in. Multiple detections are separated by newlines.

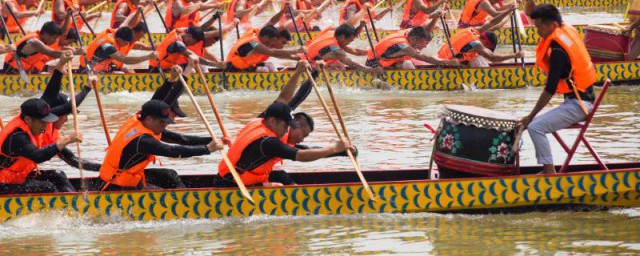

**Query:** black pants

left=212, top=170, right=297, bottom=187
left=0, top=170, right=75, bottom=194
left=91, top=168, right=186, bottom=191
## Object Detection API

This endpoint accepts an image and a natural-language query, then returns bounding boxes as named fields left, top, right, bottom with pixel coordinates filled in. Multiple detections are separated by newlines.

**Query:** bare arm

left=172, top=0, right=203, bottom=17
left=415, top=0, right=446, bottom=15
left=473, top=44, right=519, bottom=62
left=53, top=0, right=67, bottom=22
left=477, top=5, right=515, bottom=33
left=79, top=0, right=101, bottom=5
left=326, top=50, right=374, bottom=72
left=266, top=4, right=287, bottom=27
left=24, top=40, right=65, bottom=58
left=254, top=43, right=301, bottom=59
left=2, top=2, right=37, bottom=19
left=132, top=42, right=154, bottom=51
left=110, top=51, right=156, bottom=64
left=477, top=0, right=501, bottom=17
left=113, top=2, right=129, bottom=25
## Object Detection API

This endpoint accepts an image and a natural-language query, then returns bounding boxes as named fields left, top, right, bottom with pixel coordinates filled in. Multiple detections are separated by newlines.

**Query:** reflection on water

left=0, top=209, right=639, bottom=254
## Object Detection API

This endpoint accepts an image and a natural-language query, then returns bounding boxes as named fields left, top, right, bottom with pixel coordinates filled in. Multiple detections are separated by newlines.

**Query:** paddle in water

left=0, top=1, right=29, bottom=85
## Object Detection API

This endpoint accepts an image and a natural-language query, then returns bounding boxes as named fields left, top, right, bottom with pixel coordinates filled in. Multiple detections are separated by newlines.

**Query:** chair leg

left=580, top=136, right=609, bottom=170
left=552, top=132, right=571, bottom=153
left=558, top=131, right=584, bottom=173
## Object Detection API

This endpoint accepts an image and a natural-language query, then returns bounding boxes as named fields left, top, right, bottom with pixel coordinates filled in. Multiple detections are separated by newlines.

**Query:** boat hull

left=0, top=168, right=638, bottom=222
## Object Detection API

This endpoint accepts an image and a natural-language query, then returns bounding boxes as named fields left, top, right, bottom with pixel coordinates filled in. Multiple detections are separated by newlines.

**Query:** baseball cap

left=139, top=100, right=176, bottom=124
left=264, top=101, right=294, bottom=125
left=20, top=98, right=59, bottom=122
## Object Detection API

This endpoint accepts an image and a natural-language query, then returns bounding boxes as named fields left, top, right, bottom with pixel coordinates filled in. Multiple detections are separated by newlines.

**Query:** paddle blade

left=19, top=69, right=30, bottom=85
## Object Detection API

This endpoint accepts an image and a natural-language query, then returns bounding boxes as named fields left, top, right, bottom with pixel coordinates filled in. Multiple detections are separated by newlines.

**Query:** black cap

left=151, top=81, right=187, bottom=118
left=20, top=98, right=59, bottom=122
left=139, top=100, right=176, bottom=124
left=264, top=101, right=294, bottom=124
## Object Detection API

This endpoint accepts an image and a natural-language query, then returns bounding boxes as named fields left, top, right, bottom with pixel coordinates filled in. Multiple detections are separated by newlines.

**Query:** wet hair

left=259, top=25, right=280, bottom=38
left=40, top=21, right=62, bottom=36
left=482, top=31, right=498, bottom=52
left=133, top=22, right=148, bottom=33
left=408, top=26, right=431, bottom=40
left=529, top=4, right=563, bottom=25
left=186, top=25, right=205, bottom=41
left=335, top=24, right=357, bottom=39
left=65, top=28, right=80, bottom=41
left=279, top=29, right=292, bottom=41
left=294, top=112, right=314, bottom=131
left=115, top=27, right=134, bottom=41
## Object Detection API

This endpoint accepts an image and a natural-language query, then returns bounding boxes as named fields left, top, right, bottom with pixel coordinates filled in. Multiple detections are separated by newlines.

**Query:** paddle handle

left=93, top=83, right=111, bottom=145
left=320, top=66, right=351, bottom=141
left=86, top=1, right=108, bottom=14
left=178, top=75, right=254, bottom=203
left=67, top=63, right=86, bottom=191
left=196, top=65, right=229, bottom=138
left=440, top=15, right=470, bottom=90
left=32, top=0, right=46, bottom=31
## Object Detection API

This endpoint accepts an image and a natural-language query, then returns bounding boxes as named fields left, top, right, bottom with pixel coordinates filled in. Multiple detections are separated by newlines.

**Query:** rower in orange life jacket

left=215, top=64, right=355, bottom=188
left=226, top=25, right=303, bottom=72
left=149, top=26, right=205, bottom=72
left=366, top=19, right=459, bottom=69
left=339, top=0, right=392, bottom=25
left=1, top=0, right=42, bottom=33
left=79, top=27, right=157, bottom=74
left=400, top=0, right=447, bottom=29
left=520, top=4, right=597, bottom=175
left=110, top=0, right=138, bottom=29
left=306, top=23, right=381, bottom=74
left=165, top=0, right=221, bottom=30
left=2, top=21, right=74, bottom=74
left=0, top=98, right=82, bottom=194
left=51, top=0, right=102, bottom=30
left=437, top=5, right=522, bottom=67
left=95, top=99, right=225, bottom=191
left=458, top=0, right=518, bottom=28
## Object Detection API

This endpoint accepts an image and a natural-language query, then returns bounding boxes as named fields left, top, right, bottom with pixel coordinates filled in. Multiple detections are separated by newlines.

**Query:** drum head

left=443, top=105, right=519, bottom=131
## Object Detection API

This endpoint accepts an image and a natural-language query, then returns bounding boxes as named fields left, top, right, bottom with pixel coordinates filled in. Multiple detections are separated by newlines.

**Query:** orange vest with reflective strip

left=306, top=29, right=341, bottom=64
left=0, top=116, right=39, bottom=184
left=150, top=30, right=186, bottom=69
left=227, top=0, right=252, bottom=23
left=437, top=28, right=480, bottom=62
left=218, top=118, right=290, bottom=186
left=165, top=0, right=201, bottom=30
left=52, top=0, right=84, bottom=28
left=401, top=0, right=430, bottom=29
left=4, top=33, right=51, bottom=72
left=110, top=0, right=136, bottom=29
left=3, top=0, right=28, bottom=33
left=459, top=0, right=489, bottom=27
left=227, top=29, right=270, bottom=69
left=99, top=115, right=160, bottom=188
left=367, top=30, right=411, bottom=67
left=38, top=123, right=60, bottom=148
left=536, top=24, right=597, bottom=94
left=80, top=29, right=135, bottom=70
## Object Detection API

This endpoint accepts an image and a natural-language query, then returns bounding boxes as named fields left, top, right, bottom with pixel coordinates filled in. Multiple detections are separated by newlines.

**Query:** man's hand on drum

left=520, top=115, right=533, bottom=129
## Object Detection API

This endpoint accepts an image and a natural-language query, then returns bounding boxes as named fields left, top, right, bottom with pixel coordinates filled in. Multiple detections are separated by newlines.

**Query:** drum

left=584, top=25, right=630, bottom=62
left=434, top=105, right=519, bottom=177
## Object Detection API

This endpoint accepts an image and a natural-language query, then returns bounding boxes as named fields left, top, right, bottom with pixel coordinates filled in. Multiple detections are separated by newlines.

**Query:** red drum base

left=584, top=25, right=630, bottom=62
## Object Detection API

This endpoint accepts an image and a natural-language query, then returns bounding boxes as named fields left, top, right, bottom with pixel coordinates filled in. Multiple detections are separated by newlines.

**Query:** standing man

left=520, top=4, right=597, bottom=174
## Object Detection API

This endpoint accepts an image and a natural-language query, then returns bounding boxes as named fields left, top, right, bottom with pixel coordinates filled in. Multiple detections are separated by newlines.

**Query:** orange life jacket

left=4, top=32, right=51, bottom=72
left=165, top=0, right=201, bottom=30
left=277, top=0, right=311, bottom=27
left=536, top=24, right=597, bottom=94
left=227, top=0, right=252, bottom=24
left=0, top=116, right=39, bottom=184
left=80, top=29, right=135, bottom=70
left=52, top=0, right=84, bottom=28
left=227, top=29, right=270, bottom=69
left=149, top=30, right=186, bottom=69
left=437, top=28, right=480, bottom=62
left=176, top=27, right=205, bottom=59
left=400, top=0, right=430, bottom=29
left=38, top=122, right=60, bottom=148
left=99, top=115, right=160, bottom=188
left=110, top=0, right=136, bottom=29
left=339, top=0, right=363, bottom=24
left=3, top=0, right=28, bottom=33
left=218, top=119, right=290, bottom=186
left=459, top=0, right=490, bottom=27
left=367, top=30, right=411, bottom=67
left=306, top=29, right=341, bottom=64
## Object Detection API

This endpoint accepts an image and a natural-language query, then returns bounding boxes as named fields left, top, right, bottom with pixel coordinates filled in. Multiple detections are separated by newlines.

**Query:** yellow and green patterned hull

left=0, top=169, right=637, bottom=222
left=1, top=61, right=638, bottom=95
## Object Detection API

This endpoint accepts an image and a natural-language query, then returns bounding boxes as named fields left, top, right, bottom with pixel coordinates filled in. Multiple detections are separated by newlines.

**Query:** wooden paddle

left=85, top=1, right=108, bottom=14
left=178, top=75, right=254, bottom=203
left=513, top=9, right=526, bottom=38
left=217, top=12, right=229, bottom=90
left=67, top=63, right=86, bottom=191
left=288, top=5, right=376, bottom=201
left=0, top=1, right=29, bottom=85
left=31, top=0, right=46, bottom=31
left=0, top=116, right=4, bottom=130
left=195, top=65, right=229, bottom=138
left=511, top=9, right=529, bottom=87
left=139, top=7, right=167, bottom=80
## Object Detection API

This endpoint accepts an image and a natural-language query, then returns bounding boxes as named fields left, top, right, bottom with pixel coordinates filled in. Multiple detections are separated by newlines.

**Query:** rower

left=0, top=98, right=82, bottom=194
left=1, top=0, right=43, bottom=33
left=52, top=0, right=101, bottom=30
left=227, top=0, right=271, bottom=25
left=366, top=14, right=460, bottom=69
left=2, top=21, right=73, bottom=74
left=458, top=0, right=519, bottom=29
left=519, top=4, right=597, bottom=174
left=400, top=0, right=447, bottom=29
left=165, top=0, right=222, bottom=30
left=79, top=26, right=157, bottom=74
left=306, top=22, right=381, bottom=73
left=110, top=0, right=141, bottom=29
left=226, top=25, right=304, bottom=72
left=39, top=56, right=102, bottom=174
left=149, top=25, right=205, bottom=73
left=278, top=0, right=331, bottom=32
left=93, top=99, right=226, bottom=191
left=436, top=5, right=522, bottom=68
left=0, top=43, right=15, bottom=54
left=213, top=61, right=356, bottom=188
left=340, top=0, right=391, bottom=25
left=150, top=65, right=190, bottom=120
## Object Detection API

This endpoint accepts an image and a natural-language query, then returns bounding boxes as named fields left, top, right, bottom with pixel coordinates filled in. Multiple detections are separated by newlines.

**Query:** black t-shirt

left=545, top=41, right=595, bottom=102
left=0, top=129, right=60, bottom=168
left=118, top=130, right=211, bottom=169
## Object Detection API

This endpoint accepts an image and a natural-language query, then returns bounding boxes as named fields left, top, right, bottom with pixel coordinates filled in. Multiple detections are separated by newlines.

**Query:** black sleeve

left=260, top=137, right=298, bottom=160
left=161, top=130, right=212, bottom=145
left=288, top=70, right=318, bottom=111
left=151, top=79, right=179, bottom=101
left=58, top=147, right=102, bottom=171
left=6, top=131, right=60, bottom=163
left=137, top=134, right=210, bottom=158
left=41, top=69, right=63, bottom=103
left=49, top=85, right=92, bottom=115
left=544, top=43, right=571, bottom=95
